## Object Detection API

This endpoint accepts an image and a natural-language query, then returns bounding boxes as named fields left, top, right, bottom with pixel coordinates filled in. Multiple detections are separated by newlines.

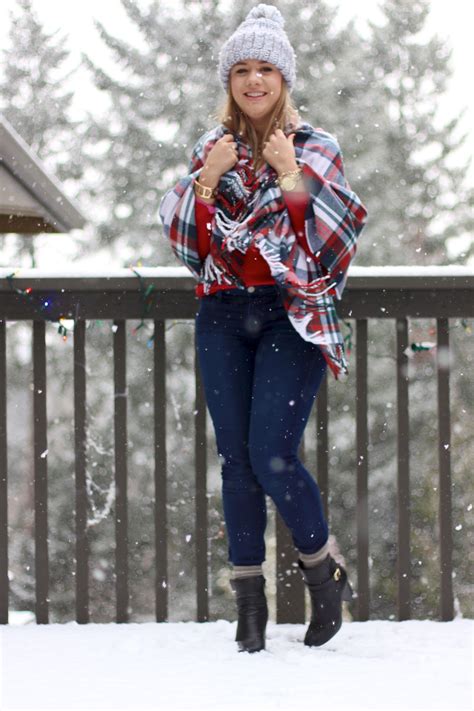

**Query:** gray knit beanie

left=218, top=4, right=297, bottom=94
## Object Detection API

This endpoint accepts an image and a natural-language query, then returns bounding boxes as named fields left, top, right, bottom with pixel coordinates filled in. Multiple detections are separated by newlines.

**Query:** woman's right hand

left=201, top=134, right=238, bottom=184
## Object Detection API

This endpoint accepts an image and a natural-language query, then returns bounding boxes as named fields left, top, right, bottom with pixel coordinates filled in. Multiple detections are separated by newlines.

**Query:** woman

left=159, top=3, right=367, bottom=654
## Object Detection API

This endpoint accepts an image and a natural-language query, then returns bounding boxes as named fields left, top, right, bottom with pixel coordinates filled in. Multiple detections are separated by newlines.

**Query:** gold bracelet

left=278, top=168, right=302, bottom=180
left=194, top=178, right=217, bottom=200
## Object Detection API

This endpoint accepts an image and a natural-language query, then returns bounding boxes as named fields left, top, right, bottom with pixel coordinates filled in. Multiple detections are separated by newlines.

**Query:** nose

left=246, top=69, right=263, bottom=84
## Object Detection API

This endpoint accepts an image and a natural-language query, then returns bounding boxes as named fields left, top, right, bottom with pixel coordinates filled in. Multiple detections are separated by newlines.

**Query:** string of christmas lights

left=129, top=266, right=156, bottom=347
left=5, top=268, right=71, bottom=341
left=343, top=320, right=353, bottom=356
left=3, top=268, right=472, bottom=357
left=4, top=266, right=189, bottom=346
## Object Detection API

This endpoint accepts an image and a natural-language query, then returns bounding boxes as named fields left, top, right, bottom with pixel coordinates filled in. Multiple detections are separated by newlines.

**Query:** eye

left=235, top=66, right=272, bottom=74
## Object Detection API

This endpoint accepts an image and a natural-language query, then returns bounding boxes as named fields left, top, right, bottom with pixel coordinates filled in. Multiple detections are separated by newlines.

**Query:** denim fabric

left=195, top=284, right=329, bottom=565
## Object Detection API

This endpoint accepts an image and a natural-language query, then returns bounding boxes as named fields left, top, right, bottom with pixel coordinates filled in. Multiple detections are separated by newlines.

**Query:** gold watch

left=277, top=167, right=303, bottom=192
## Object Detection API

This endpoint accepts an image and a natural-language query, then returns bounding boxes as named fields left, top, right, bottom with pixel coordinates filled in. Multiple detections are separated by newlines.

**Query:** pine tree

left=0, top=0, right=84, bottom=179
left=362, top=0, right=474, bottom=265
left=0, top=0, right=84, bottom=264
left=79, top=0, right=230, bottom=260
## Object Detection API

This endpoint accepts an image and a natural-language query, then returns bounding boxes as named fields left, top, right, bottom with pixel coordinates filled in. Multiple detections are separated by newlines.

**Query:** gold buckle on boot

left=333, top=567, right=341, bottom=581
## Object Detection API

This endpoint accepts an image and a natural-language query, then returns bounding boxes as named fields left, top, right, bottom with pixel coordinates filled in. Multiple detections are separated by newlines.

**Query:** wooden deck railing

left=0, top=265, right=472, bottom=625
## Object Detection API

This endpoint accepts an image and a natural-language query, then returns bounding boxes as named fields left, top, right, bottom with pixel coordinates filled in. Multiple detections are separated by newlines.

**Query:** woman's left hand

left=262, top=129, right=297, bottom=174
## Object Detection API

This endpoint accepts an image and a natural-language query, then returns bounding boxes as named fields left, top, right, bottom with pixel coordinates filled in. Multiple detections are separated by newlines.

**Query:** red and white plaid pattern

left=159, top=121, right=367, bottom=380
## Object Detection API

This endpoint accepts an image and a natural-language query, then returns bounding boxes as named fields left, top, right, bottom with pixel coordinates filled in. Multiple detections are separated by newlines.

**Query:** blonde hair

left=211, top=80, right=300, bottom=173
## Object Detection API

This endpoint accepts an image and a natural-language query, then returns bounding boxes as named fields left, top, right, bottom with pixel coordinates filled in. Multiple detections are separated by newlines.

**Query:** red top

left=194, top=192, right=311, bottom=297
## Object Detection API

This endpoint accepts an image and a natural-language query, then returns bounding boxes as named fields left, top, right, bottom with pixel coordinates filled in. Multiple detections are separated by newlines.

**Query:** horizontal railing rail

left=0, top=265, right=473, bottom=625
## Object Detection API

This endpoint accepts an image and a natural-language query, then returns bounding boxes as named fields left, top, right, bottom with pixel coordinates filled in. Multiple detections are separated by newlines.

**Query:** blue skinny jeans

left=195, top=284, right=329, bottom=566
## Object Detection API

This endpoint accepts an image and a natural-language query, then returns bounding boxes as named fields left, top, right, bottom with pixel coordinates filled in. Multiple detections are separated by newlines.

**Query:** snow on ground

left=0, top=618, right=472, bottom=711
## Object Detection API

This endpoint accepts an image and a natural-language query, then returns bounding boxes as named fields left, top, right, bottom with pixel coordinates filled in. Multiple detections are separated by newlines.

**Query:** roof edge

left=0, top=113, right=86, bottom=232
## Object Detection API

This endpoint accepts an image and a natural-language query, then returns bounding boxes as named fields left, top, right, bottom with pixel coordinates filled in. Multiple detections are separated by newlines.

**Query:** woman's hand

left=200, top=134, right=239, bottom=186
left=262, top=129, right=298, bottom=174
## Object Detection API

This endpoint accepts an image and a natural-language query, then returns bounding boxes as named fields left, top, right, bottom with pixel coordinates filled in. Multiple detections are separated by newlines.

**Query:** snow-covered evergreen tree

left=0, top=0, right=84, bottom=180
left=0, top=0, right=84, bottom=264
left=79, top=0, right=228, bottom=259
left=362, top=0, right=473, bottom=264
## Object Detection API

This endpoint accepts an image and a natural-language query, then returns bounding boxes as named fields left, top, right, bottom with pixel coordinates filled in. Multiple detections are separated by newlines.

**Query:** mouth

left=244, top=92, right=267, bottom=102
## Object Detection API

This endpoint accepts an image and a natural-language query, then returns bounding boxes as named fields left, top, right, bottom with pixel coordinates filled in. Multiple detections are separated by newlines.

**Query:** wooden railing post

left=356, top=319, right=369, bottom=621
left=74, top=319, right=89, bottom=624
left=0, top=320, right=8, bottom=624
left=113, top=320, right=129, bottom=623
left=154, top=319, right=168, bottom=622
left=195, top=333, right=209, bottom=622
left=396, top=318, right=411, bottom=620
left=316, top=373, right=329, bottom=522
left=437, top=318, right=453, bottom=620
left=33, top=320, right=48, bottom=624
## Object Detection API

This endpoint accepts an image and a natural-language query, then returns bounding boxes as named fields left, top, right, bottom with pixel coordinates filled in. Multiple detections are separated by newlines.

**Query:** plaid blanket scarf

left=159, top=120, right=367, bottom=380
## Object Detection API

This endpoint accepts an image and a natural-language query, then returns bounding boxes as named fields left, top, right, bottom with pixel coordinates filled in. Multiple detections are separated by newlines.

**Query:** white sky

left=0, top=0, right=472, bottom=172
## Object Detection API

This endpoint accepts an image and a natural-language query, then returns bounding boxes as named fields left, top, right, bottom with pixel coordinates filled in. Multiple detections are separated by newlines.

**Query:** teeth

left=245, top=93, right=265, bottom=97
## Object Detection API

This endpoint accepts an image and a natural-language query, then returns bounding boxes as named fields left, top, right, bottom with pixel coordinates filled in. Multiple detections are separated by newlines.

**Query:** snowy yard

left=0, top=618, right=472, bottom=711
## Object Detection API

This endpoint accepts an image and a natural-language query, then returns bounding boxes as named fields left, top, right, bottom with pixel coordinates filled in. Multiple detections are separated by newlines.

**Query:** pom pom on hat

left=218, top=3, right=296, bottom=93
left=246, top=3, right=284, bottom=25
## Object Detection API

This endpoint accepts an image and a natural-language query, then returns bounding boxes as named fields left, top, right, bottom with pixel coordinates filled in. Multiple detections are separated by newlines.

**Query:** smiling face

left=229, top=59, right=283, bottom=135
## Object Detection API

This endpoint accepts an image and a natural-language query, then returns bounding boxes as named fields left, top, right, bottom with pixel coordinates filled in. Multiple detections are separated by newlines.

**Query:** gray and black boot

left=298, top=553, right=354, bottom=647
left=229, top=575, right=268, bottom=653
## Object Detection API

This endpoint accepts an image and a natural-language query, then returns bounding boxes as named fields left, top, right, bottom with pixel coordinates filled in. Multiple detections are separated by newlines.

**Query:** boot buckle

left=333, top=567, right=341, bottom=581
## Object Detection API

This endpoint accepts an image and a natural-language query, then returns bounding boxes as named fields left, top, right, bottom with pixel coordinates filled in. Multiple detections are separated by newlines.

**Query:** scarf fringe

left=323, top=344, right=349, bottom=382
left=255, top=238, right=289, bottom=277
left=202, top=253, right=234, bottom=292
left=295, top=277, right=338, bottom=298
left=215, top=206, right=256, bottom=255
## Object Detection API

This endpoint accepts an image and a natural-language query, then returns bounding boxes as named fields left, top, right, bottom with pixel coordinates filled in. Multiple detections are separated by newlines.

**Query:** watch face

left=281, top=176, right=296, bottom=190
